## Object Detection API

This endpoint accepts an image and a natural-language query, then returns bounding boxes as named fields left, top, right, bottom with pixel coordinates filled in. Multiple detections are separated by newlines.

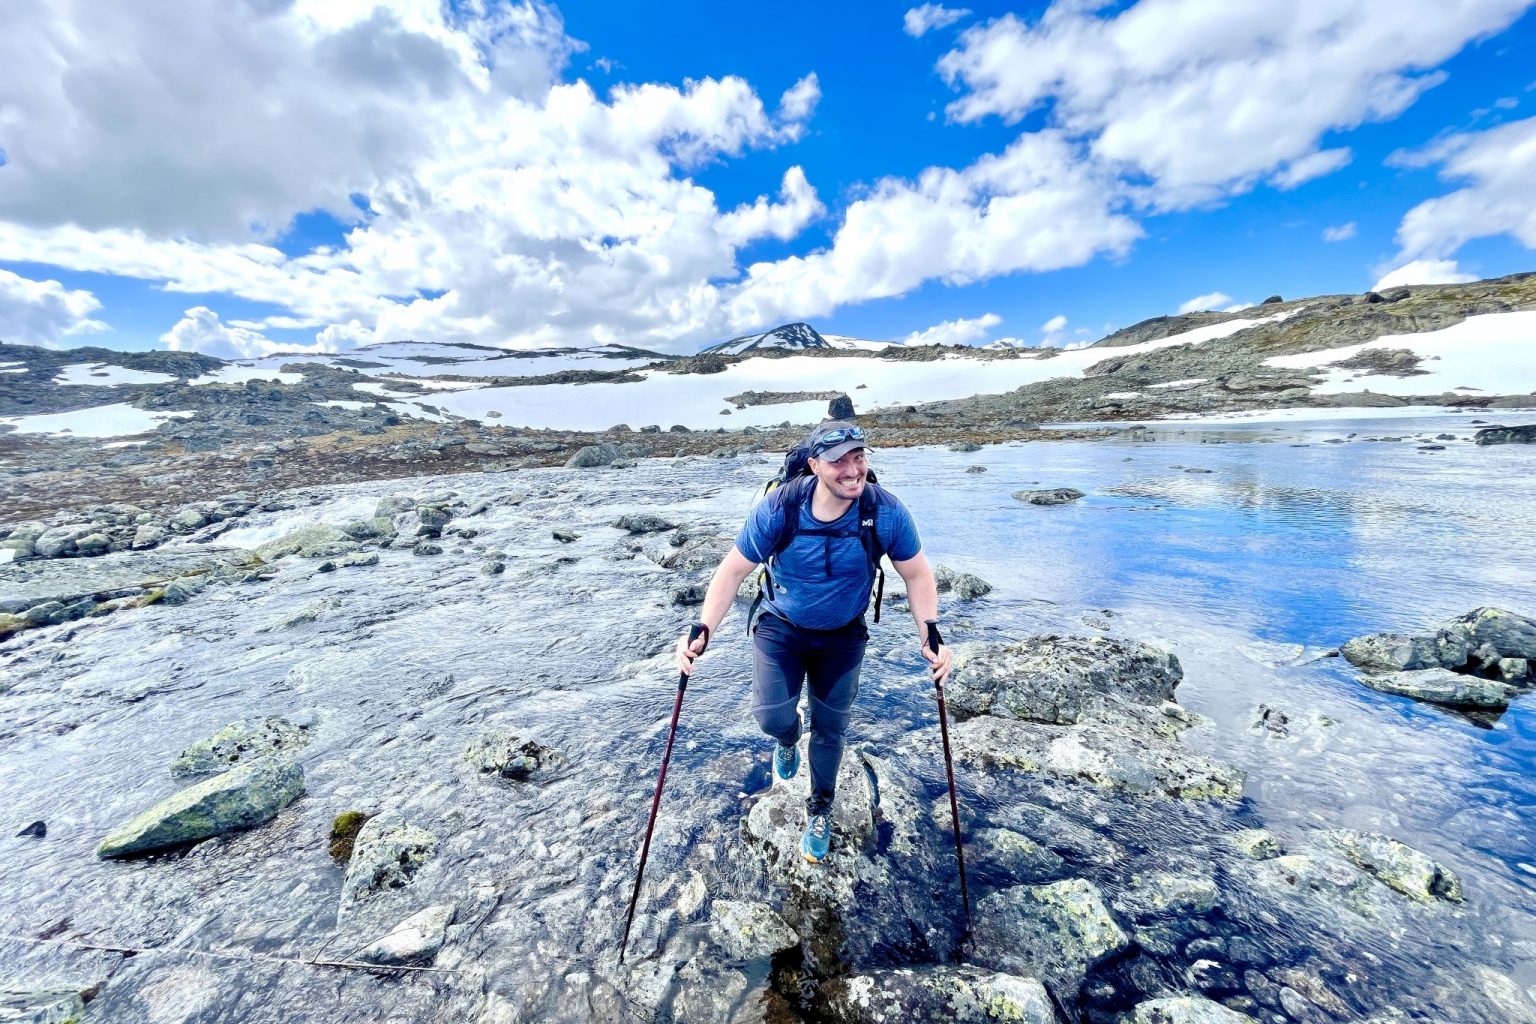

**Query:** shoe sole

left=801, top=849, right=825, bottom=864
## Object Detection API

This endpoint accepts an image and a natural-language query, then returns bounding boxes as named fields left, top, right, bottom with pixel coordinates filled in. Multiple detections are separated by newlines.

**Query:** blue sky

left=2, top=0, right=1534, bottom=358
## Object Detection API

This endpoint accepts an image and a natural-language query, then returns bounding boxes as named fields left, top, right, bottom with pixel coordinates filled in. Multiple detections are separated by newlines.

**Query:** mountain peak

left=703, top=322, right=830, bottom=355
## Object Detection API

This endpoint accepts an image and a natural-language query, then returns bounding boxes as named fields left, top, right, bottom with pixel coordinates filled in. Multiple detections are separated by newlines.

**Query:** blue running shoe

left=801, top=812, right=832, bottom=863
left=773, top=741, right=799, bottom=782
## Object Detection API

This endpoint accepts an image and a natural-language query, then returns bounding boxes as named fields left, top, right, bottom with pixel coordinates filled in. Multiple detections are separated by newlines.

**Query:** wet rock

left=1360, top=668, right=1513, bottom=708
left=16, top=820, right=46, bottom=838
left=261, top=595, right=342, bottom=631
left=97, top=756, right=305, bottom=858
left=966, top=465, right=987, bottom=473
left=253, top=523, right=353, bottom=562
left=1444, top=606, right=1536, bottom=661
left=1340, top=632, right=1468, bottom=673
left=707, top=899, right=799, bottom=961
left=1321, top=830, right=1462, bottom=903
left=954, top=716, right=1242, bottom=800
left=614, top=513, right=677, bottom=534
left=949, top=442, right=983, bottom=452
left=972, top=879, right=1129, bottom=1000
left=132, top=524, right=168, bottom=549
left=565, top=442, right=622, bottom=467
left=1231, top=829, right=1281, bottom=860
left=341, top=817, right=438, bottom=906
left=1114, top=870, right=1219, bottom=920
left=0, top=987, right=87, bottom=1023
left=948, top=634, right=1182, bottom=724
left=1013, top=487, right=1085, bottom=505
left=413, top=542, right=442, bottom=556
left=934, top=564, right=992, bottom=600
left=415, top=505, right=451, bottom=538
left=971, top=828, right=1065, bottom=882
left=354, top=903, right=456, bottom=966
left=171, top=716, right=313, bottom=777
left=820, top=966, right=1055, bottom=1023
left=552, top=529, right=578, bottom=543
left=1131, top=995, right=1260, bottom=1023
left=1474, top=424, right=1536, bottom=445
left=464, top=731, right=564, bottom=779
left=161, top=575, right=206, bottom=605
left=672, top=960, right=751, bottom=1023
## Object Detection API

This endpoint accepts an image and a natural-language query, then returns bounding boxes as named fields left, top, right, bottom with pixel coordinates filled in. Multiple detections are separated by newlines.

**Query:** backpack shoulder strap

left=768, top=475, right=815, bottom=561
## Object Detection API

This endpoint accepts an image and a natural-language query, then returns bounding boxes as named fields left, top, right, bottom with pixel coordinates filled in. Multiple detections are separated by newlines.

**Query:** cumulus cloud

left=1372, top=259, right=1476, bottom=291
left=901, top=312, right=1001, bottom=346
left=725, top=131, right=1142, bottom=328
left=1393, top=115, right=1536, bottom=260
left=717, top=167, right=825, bottom=246
left=777, top=73, right=821, bottom=124
left=1323, top=222, right=1357, bottom=242
left=0, top=268, right=108, bottom=347
left=904, top=4, right=972, bottom=37
left=936, top=0, right=1528, bottom=208
left=1041, top=314, right=1068, bottom=334
left=162, top=306, right=340, bottom=360
left=1178, top=291, right=1233, bottom=314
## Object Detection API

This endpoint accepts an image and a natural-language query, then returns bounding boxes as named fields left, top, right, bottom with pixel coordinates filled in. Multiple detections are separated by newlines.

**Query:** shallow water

left=2, top=410, right=1535, bottom=1022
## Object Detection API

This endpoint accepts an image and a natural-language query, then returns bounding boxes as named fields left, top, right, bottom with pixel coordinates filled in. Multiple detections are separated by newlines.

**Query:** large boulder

left=948, top=635, right=1182, bottom=724
left=1359, top=668, right=1513, bottom=709
left=1442, top=606, right=1536, bottom=661
left=819, top=967, right=1056, bottom=1023
left=971, top=880, right=1129, bottom=1000
left=565, top=442, right=623, bottom=468
left=1321, top=830, right=1462, bottom=903
left=97, top=757, right=305, bottom=858
left=1340, top=632, right=1470, bottom=673
left=1474, top=424, right=1536, bottom=445
left=253, top=523, right=352, bottom=562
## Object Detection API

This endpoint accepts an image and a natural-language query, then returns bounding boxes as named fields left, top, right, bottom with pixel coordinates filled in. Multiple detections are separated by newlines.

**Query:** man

left=675, top=420, right=952, bottom=863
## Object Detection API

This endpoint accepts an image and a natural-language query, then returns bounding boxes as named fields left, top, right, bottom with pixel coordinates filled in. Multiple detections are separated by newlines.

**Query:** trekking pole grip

left=681, top=623, right=707, bottom=692
left=926, top=621, right=944, bottom=685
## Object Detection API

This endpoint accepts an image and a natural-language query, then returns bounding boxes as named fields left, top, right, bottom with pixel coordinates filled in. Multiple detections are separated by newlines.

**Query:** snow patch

left=52, top=363, right=177, bottom=387
left=0, top=403, right=196, bottom=438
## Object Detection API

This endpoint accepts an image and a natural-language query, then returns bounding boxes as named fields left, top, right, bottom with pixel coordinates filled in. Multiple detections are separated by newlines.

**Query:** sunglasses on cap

left=810, top=425, right=867, bottom=458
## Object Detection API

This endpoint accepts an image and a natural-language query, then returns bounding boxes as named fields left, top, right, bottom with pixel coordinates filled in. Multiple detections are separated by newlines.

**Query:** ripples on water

left=1, top=411, right=1534, bottom=1021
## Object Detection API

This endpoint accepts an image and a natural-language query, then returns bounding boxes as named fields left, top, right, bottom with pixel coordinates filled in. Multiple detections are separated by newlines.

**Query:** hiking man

left=674, top=421, right=951, bottom=863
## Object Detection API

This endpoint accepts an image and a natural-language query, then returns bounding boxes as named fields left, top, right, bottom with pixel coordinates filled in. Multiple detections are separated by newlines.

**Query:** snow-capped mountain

left=703, top=322, right=829, bottom=355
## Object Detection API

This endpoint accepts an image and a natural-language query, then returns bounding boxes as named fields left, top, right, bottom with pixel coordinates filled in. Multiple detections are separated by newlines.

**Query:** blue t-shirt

left=736, top=483, right=921, bottom=630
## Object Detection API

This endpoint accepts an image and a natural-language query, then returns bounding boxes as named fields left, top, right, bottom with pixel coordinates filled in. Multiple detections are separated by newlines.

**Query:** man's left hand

left=921, top=640, right=953, bottom=687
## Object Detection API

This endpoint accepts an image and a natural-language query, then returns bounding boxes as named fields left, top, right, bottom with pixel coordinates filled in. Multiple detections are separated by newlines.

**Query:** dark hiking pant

left=751, top=612, right=866, bottom=815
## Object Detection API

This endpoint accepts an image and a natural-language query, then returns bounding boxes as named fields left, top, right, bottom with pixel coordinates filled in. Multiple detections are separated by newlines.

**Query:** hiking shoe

left=801, top=812, right=832, bottom=863
left=773, top=741, right=799, bottom=782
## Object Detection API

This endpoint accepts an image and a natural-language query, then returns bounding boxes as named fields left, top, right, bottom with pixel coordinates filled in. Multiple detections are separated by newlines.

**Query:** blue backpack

left=745, top=437, right=887, bottom=631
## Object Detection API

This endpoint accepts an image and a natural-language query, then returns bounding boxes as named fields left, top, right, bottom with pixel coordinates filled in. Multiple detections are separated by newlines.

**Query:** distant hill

left=702, top=322, right=890, bottom=355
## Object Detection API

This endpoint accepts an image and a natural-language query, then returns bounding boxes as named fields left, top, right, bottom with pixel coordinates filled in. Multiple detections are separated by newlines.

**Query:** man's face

left=809, top=448, right=868, bottom=502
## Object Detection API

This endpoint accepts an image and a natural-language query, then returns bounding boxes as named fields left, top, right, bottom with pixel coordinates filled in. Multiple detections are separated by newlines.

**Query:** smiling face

left=808, top=447, right=869, bottom=503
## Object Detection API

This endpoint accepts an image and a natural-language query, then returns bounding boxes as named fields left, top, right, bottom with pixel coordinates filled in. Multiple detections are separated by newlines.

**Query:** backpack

left=745, top=438, right=887, bottom=632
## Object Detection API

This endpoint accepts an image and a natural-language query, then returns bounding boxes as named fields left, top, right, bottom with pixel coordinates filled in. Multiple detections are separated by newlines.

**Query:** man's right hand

left=675, top=624, right=710, bottom=676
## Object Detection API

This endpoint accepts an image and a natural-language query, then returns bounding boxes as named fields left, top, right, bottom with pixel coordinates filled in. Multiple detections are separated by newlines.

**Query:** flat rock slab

left=171, top=716, right=314, bottom=777
left=342, top=817, right=438, bottom=907
left=355, top=903, right=456, bottom=966
left=0, top=547, right=252, bottom=615
left=1360, top=668, right=1513, bottom=708
left=0, top=987, right=87, bottom=1024
left=954, top=716, right=1242, bottom=801
left=972, top=879, right=1129, bottom=1000
left=1322, top=829, right=1462, bottom=903
left=949, top=634, right=1182, bottom=724
left=1132, top=995, right=1261, bottom=1023
left=97, top=756, right=305, bottom=858
left=819, top=966, right=1056, bottom=1023
left=1013, top=488, right=1084, bottom=505
left=708, top=899, right=799, bottom=961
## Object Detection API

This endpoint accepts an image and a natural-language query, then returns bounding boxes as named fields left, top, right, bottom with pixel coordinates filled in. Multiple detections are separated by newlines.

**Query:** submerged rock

left=1131, top=995, right=1261, bottom=1023
left=170, top=715, right=314, bottom=777
left=98, top=757, right=305, bottom=858
left=707, top=899, right=799, bottom=961
left=948, top=635, right=1182, bottom=724
left=0, top=987, right=87, bottom=1023
left=464, top=731, right=564, bottom=779
left=1322, top=830, right=1463, bottom=903
left=253, top=523, right=352, bottom=562
left=342, top=817, right=438, bottom=906
left=972, top=879, right=1129, bottom=1000
left=819, top=966, right=1056, bottom=1023
left=354, top=903, right=456, bottom=966
left=1013, top=487, right=1085, bottom=505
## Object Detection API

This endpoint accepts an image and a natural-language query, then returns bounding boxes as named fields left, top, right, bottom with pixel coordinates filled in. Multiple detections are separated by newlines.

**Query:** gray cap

left=808, top=420, right=869, bottom=462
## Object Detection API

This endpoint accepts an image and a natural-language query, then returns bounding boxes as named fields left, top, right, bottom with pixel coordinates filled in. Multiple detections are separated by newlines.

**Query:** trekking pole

left=618, top=623, right=707, bottom=964
left=928, top=621, right=973, bottom=944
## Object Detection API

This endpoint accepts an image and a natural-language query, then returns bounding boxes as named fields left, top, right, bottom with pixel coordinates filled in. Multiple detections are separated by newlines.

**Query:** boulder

left=934, top=565, right=992, bottom=600
left=97, top=757, right=305, bottom=858
left=464, top=731, right=564, bottom=779
left=948, top=635, right=1182, bottom=724
left=819, top=967, right=1056, bottom=1023
left=171, top=716, right=314, bottom=777
left=0, top=988, right=87, bottom=1024
left=1231, top=829, right=1281, bottom=860
left=971, top=880, right=1129, bottom=999
left=1442, top=606, right=1536, bottom=661
left=1340, top=632, right=1468, bottom=672
left=1321, top=830, right=1462, bottom=903
left=971, top=828, right=1065, bottom=882
left=354, top=903, right=456, bottom=966
left=254, top=523, right=351, bottom=562
left=342, top=817, right=438, bottom=906
left=614, top=513, right=678, bottom=534
left=1013, top=488, right=1084, bottom=506
left=708, top=899, right=800, bottom=961
left=1474, top=424, right=1536, bottom=445
left=1360, top=668, right=1513, bottom=708
left=1132, top=995, right=1261, bottom=1023
left=565, top=442, right=623, bottom=468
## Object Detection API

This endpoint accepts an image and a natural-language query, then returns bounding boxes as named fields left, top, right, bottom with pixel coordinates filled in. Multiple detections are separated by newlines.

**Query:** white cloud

left=725, top=131, right=1142, bottom=328
left=1372, top=259, right=1476, bottom=291
left=1179, top=291, right=1234, bottom=314
left=1393, top=115, right=1536, bottom=260
left=777, top=73, right=821, bottom=124
left=904, top=4, right=973, bottom=37
left=937, top=0, right=1529, bottom=208
left=1270, top=148, right=1353, bottom=190
left=1323, top=222, right=1357, bottom=242
left=0, top=269, right=108, bottom=347
left=901, top=312, right=1001, bottom=346
left=1041, top=314, right=1068, bottom=334
left=162, top=306, right=339, bottom=360
left=316, top=319, right=378, bottom=350
left=717, top=167, right=825, bottom=246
